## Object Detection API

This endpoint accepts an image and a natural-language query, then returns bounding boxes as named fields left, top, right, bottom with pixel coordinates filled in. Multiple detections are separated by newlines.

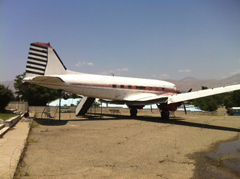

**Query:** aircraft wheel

left=161, top=110, right=169, bottom=120
left=130, top=108, right=138, bottom=117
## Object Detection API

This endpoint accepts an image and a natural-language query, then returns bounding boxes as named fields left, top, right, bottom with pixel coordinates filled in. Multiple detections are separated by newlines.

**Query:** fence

left=6, top=101, right=219, bottom=117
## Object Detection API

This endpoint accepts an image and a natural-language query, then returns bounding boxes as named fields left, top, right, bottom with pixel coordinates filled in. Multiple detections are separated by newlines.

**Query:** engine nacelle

left=157, top=102, right=181, bottom=111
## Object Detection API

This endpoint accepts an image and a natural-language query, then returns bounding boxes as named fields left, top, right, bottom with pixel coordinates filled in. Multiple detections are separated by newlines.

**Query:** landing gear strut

left=130, top=108, right=138, bottom=117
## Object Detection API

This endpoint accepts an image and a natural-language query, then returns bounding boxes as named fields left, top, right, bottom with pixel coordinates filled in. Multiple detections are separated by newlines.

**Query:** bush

left=14, top=72, right=59, bottom=106
left=0, top=84, right=14, bottom=112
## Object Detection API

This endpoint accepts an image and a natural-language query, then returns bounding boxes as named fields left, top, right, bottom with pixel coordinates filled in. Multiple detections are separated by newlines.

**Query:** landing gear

left=130, top=108, right=138, bottom=117
left=161, top=109, right=170, bottom=120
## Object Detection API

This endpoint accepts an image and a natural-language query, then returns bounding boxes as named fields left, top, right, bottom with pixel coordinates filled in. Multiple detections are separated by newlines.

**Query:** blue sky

left=1, top=0, right=240, bottom=82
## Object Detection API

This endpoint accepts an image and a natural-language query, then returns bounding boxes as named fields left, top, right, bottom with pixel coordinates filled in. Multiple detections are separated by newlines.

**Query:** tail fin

left=25, top=42, right=67, bottom=78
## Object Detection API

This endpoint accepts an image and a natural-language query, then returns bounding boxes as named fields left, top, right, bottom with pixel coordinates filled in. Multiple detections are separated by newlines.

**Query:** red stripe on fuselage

left=70, top=83, right=181, bottom=94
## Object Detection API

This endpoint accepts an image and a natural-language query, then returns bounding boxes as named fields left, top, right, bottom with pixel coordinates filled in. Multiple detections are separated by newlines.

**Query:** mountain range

left=0, top=74, right=239, bottom=93
left=165, top=74, right=240, bottom=92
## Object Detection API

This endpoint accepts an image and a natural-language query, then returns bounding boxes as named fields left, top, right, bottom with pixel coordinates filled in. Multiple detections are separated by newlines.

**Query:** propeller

left=183, top=88, right=192, bottom=115
left=183, top=102, right=187, bottom=114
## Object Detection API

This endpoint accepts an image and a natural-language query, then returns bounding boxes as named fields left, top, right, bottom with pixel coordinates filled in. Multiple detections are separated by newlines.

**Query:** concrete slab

left=15, top=113, right=240, bottom=179
left=0, top=119, right=30, bottom=179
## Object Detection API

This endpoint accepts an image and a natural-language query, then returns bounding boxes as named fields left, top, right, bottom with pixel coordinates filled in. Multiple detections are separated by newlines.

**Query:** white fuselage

left=31, top=73, right=180, bottom=104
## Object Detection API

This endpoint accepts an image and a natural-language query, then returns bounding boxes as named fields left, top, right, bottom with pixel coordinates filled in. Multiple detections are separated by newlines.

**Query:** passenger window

left=112, top=85, right=117, bottom=88
left=136, top=86, right=146, bottom=89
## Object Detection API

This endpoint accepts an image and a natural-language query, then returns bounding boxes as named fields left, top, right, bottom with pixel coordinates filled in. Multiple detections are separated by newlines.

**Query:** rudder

left=25, top=42, right=67, bottom=78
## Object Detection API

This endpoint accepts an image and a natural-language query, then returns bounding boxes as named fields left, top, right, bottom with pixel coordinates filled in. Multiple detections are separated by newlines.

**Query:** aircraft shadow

left=137, top=116, right=240, bottom=132
left=34, top=113, right=240, bottom=132
left=85, top=113, right=240, bottom=132
left=35, top=118, right=68, bottom=126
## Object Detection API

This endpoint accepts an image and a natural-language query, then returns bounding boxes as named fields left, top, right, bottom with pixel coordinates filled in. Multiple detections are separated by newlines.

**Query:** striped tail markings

left=26, top=43, right=48, bottom=75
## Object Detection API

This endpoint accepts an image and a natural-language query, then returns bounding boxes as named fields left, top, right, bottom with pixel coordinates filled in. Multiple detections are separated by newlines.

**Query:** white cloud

left=159, top=74, right=170, bottom=79
left=75, top=62, right=82, bottom=67
left=76, top=61, right=94, bottom=67
left=116, top=68, right=129, bottom=72
left=152, top=74, right=169, bottom=79
left=99, top=68, right=129, bottom=76
left=86, top=62, right=94, bottom=66
left=178, top=69, right=191, bottom=73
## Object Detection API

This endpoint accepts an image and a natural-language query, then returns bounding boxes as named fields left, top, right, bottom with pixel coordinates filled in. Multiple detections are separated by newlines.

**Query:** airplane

left=23, top=42, right=240, bottom=119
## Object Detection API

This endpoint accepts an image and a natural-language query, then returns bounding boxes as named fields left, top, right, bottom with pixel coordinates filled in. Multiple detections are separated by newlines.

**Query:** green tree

left=14, top=73, right=26, bottom=100
left=193, top=96, right=218, bottom=112
left=193, top=90, right=240, bottom=113
left=223, top=90, right=240, bottom=114
left=14, top=73, right=59, bottom=106
left=0, top=84, right=14, bottom=112
left=69, top=93, right=79, bottom=98
left=92, top=101, right=100, bottom=107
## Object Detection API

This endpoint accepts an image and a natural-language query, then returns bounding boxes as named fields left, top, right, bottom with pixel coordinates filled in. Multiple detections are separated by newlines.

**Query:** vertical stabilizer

left=25, top=42, right=67, bottom=78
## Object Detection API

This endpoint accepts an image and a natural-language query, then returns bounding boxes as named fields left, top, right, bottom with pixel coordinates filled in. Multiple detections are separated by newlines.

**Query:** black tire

left=130, top=108, right=138, bottom=117
left=161, top=110, right=169, bottom=120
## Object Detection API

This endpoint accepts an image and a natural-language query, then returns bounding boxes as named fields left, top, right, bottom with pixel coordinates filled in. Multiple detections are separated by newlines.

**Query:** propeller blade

left=187, top=88, right=192, bottom=93
left=183, top=103, right=187, bottom=114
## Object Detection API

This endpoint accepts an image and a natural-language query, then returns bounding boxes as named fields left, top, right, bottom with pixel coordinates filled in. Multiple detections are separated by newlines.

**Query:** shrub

left=0, top=84, right=14, bottom=112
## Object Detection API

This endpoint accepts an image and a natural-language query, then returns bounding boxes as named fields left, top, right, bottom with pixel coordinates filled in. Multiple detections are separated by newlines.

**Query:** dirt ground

left=15, top=112, right=240, bottom=179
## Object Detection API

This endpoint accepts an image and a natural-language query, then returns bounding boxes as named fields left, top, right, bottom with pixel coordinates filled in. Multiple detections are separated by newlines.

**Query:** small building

left=232, top=107, right=240, bottom=116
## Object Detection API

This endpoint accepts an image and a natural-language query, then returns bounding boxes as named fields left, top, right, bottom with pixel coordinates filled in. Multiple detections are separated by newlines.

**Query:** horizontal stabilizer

left=167, top=84, right=240, bottom=104
left=24, top=76, right=64, bottom=83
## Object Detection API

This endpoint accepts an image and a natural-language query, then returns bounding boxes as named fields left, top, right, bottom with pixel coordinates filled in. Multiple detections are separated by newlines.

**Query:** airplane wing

left=167, top=84, right=240, bottom=104
left=123, top=93, right=172, bottom=104
left=100, top=93, right=172, bottom=105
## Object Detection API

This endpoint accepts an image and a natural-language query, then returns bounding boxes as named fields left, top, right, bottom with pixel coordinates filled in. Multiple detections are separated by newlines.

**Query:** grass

left=0, top=113, right=17, bottom=121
